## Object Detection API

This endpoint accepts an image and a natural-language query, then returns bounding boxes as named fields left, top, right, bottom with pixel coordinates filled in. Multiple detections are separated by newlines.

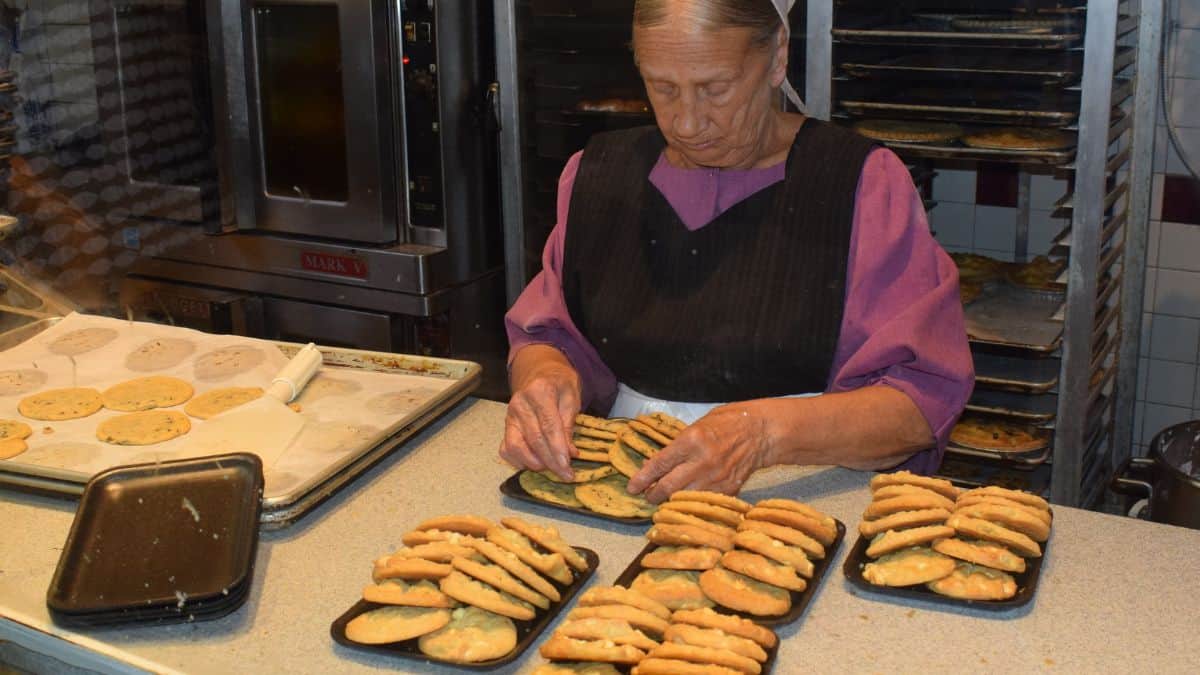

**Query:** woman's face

left=634, top=18, right=787, bottom=169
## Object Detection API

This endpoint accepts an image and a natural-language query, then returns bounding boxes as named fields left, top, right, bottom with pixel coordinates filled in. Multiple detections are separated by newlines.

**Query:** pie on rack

left=950, top=253, right=1004, bottom=283
left=1005, top=255, right=1065, bottom=290
left=852, top=119, right=964, bottom=144
left=961, top=127, right=1074, bottom=151
left=950, top=416, right=1050, bottom=453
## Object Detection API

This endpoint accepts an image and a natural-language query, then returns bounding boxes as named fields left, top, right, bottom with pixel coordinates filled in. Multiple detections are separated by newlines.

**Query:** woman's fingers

left=500, top=378, right=578, bottom=480
left=499, top=419, right=544, bottom=471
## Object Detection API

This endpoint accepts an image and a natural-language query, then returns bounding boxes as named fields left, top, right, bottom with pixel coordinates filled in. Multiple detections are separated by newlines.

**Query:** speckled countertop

left=2, top=398, right=1199, bottom=674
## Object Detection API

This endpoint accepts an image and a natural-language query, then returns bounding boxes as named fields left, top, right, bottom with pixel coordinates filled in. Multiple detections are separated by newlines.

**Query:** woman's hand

left=627, top=401, right=775, bottom=503
left=499, top=345, right=582, bottom=480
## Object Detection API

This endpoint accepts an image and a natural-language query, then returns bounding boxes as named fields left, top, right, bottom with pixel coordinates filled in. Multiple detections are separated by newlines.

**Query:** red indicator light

left=402, top=56, right=410, bottom=65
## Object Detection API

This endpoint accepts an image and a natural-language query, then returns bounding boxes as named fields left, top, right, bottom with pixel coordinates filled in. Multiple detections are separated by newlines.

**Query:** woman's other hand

left=500, top=345, right=582, bottom=480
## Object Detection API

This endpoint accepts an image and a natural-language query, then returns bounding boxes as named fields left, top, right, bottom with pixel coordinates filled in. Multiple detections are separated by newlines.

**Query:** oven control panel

left=401, top=0, right=443, bottom=230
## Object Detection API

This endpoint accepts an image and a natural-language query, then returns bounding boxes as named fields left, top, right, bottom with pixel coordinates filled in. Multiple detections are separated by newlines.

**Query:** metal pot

left=1111, top=420, right=1200, bottom=530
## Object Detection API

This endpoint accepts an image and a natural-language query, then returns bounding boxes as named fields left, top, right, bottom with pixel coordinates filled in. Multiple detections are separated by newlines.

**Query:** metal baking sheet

left=966, top=389, right=1058, bottom=424
left=947, top=441, right=1052, bottom=466
left=832, top=24, right=1081, bottom=49
left=854, top=139, right=1075, bottom=165
left=613, top=521, right=846, bottom=628
left=965, top=285, right=1064, bottom=353
left=840, top=92, right=1079, bottom=127
left=840, top=50, right=1087, bottom=86
left=330, top=548, right=598, bottom=670
left=500, top=471, right=653, bottom=525
left=972, top=351, right=1060, bottom=393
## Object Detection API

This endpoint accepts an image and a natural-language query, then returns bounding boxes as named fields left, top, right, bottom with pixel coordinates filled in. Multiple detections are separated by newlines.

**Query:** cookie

left=641, top=545, right=723, bottom=571
left=568, top=604, right=671, bottom=638
left=869, top=485, right=957, bottom=510
left=96, top=410, right=191, bottom=445
left=863, top=494, right=957, bottom=520
left=869, top=471, right=959, bottom=501
left=865, top=524, right=956, bottom=558
left=344, top=605, right=451, bottom=645
left=184, top=387, right=264, bottom=419
left=401, top=529, right=479, bottom=547
left=520, top=470, right=585, bottom=508
left=415, top=514, right=496, bottom=537
left=647, top=524, right=734, bottom=552
left=620, top=429, right=661, bottom=458
left=861, top=546, right=957, bottom=587
left=539, top=635, right=646, bottom=665
left=47, top=327, right=119, bottom=356
left=628, top=419, right=674, bottom=446
left=634, top=415, right=682, bottom=441
left=0, top=420, right=32, bottom=440
left=102, top=376, right=194, bottom=412
left=731, top=530, right=813, bottom=577
left=575, top=447, right=616, bottom=463
left=660, top=501, right=744, bottom=528
left=670, top=490, right=752, bottom=514
left=663, top=623, right=768, bottom=663
left=955, top=494, right=1053, bottom=526
left=946, top=514, right=1041, bottom=557
left=575, top=414, right=628, bottom=433
left=927, top=562, right=1018, bottom=600
left=451, top=557, right=550, bottom=609
left=0, top=438, right=28, bottom=459
left=632, top=658, right=741, bottom=675
left=392, top=541, right=479, bottom=563
left=669, top=607, right=777, bottom=648
left=124, top=338, right=196, bottom=372
left=954, top=502, right=1051, bottom=542
left=858, top=508, right=952, bottom=538
left=18, top=387, right=103, bottom=421
left=698, top=566, right=790, bottom=617
left=418, top=606, right=517, bottom=663
left=578, top=585, right=672, bottom=621
left=609, top=438, right=647, bottom=478
left=575, top=426, right=619, bottom=441
left=736, top=519, right=825, bottom=560
left=576, top=474, right=656, bottom=518
left=654, top=508, right=737, bottom=538
left=631, top=569, right=714, bottom=611
left=372, top=556, right=452, bottom=582
left=469, top=538, right=561, bottom=602
left=362, top=578, right=456, bottom=607
left=647, top=412, right=687, bottom=432
left=536, top=459, right=618, bottom=484
left=647, top=641, right=762, bottom=675
left=720, top=550, right=806, bottom=592
left=532, top=663, right=621, bottom=675
left=499, top=516, right=589, bottom=571
left=555, top=617, right=660, bottom=651
left=959, top=486, right=1050, bottom=512
left=487, top=526, right=573, bottom=584
left=753, top=498, right=834, bottom=525
left=931, top=537, right=1027, bottom=573
left=743, top=506, right=836, bottom=546
left=439, top=570, right=535, bottom=621
left=193, top=345, right=266, bottom=381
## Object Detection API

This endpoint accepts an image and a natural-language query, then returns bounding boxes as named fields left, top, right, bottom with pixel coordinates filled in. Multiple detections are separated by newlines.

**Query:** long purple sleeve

left=504, top=146, right=974, bottom=474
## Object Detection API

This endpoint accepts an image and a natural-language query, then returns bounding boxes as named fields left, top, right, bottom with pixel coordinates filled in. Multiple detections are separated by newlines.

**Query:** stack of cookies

left=517, top=412, right=686, bottom=519
left=533, top=588, right=777, bottom=675
left=344, top=514, right=590, bottom=663
left=858, top=472, right=1053, bottom=601
left=634, top=491, right=837, bottom=618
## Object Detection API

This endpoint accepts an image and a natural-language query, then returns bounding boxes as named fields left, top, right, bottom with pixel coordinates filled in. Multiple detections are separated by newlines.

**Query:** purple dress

left=505, top=145, right=974, bottom=474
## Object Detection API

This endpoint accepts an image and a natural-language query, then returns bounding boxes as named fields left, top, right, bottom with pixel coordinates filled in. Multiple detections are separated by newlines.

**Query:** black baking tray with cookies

left=842, top=530, right=1050, bottom=610
left=613, top=520, right=846, bottom=628
left=500, top=471, right=653, bottom=526
left=330, top=547, right=598, bottom=670
left=46, top=453, right=263, bottom=627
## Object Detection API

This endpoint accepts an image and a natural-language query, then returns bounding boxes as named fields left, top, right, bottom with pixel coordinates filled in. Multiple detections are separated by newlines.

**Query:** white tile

left=1158, top=221, right=1200, bottom=272
left=1141, top=402, right=1194, bottom=444
left=1138, top=356, right=1150, bottom=400
left=1147, top=220, right=1162, bottom=268
left=1029, top=173, right=1067, bottom=211
left=932, top=168, right=976, bottom=204
left=972, top=205, right=1016, bottom=252
left=1149, top=313, right=1200, bottom=362
left=929, top=201, right=975, bottom=249
left=1028, top=209, right=1065, bottom=256
left=1169, top=30, right=1200, bottom=81
left=1167, top=78, right=1200, bottom=129
left=1163, top=126, right=1200, bottom=175
left=1153, top=268, right=1200, bottom=318
left=1154, top=125, right=1168, bottom=173
left=1141, top=312, right=1154, bottom=358
left=1151, top=173, right=1164, bottom=221
left=1144, top=268, right=1158, bottom=308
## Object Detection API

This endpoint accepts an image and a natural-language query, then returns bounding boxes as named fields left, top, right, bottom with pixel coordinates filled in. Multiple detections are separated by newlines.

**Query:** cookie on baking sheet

left=451, top=557, right=550, bottom=609
left=555, top=617, right=660, bottom=651
left=736, top=519, right=825, bottom=560
left=520, top=470, right=585, bottom=508
left=858, top=508, right=951, bottom=538
left=634, top=415, right=681, bottom=441
left=628, top=419, right=674, bottom=446
left=865, top=524, right=956, bottom=558
left=864, top=494, right=957, bottom=520
left=418, top=606, right=518, bottom=663
left=536, top=459, right=618, bottom=484
left=647, top=411, right=687, bottom=432
left=932, top=537, right=1026, bottom=573
left=869, top=485, right=957, bottom=510
left=402, top=529, right=479, bottom=547
left=861, top=546, right=957, bottom=587
left=539, top=635, right=646, bottom=665
left=609, top=438, right=647, bottom=478
left=0, top=420, right=33, bottom=441
left=373, top=555, right=452, bottom=582
left=568, top=604, right=671, bottom=638
left=415, top=514, right=496, bottom=537
left=631, top=569, right=714, bottom=611
left=344, top=605, right=451, bottom=645
left=438, top=570, right=536, bottom=621
left=575, top=474, right=656, bottom=518
left=19, top=387, right=103, bottom=421
left=959, top=485, right=1051, bottom=512
left=575, top=426, right=619, bottom=441
left=946, top=514, right=1041, bottom=557
left=647, top=523, right=734, bottom=552
left=669, top=608, right=777, bottom=649
left=869, top=470, right=959, bottom=500
left=96, top=410, right=191, bottom=445
left=730, top=531, right=813, bottom=578
left=720, top=550, right=806, bottom=592
left=955, top=494, right=1053, bottom=526
left=654, top=508, right=736, bottom=538
left=531, top=663, right=622, bottom=675
left=641, top=545, right=723, bottom=571
left=743, top=506, right=836, bottom=546
left=575, top=413, right=627, bottom=433
left=362, top=578, right=456, bottom=608
left=659, top=500, right=744, bottom=528
left=670, top=490, right=752, bottom=514
left=500, top=516, right=590, bottom=572
left=646, top=641, right=762, bottom=675
left=0, top=438, right=28, bottom=459
left=927, top=562, right=1018, bottom=600
left=620, top=429, right=661, bottom=458
left=698, top=566, right=791, bottom=617
left=391, top=541, right=479, bottom=563
left=487, top=526, right=574, bottom=584
left=102, top=376, right=194, bottom=412
left=184, top=387, right=264, bottom=419
left=572, top=436, right=617, bottom=462
left=663, top=623, right=768, bottom=663
left=578, top=585, right=672, bottom=621
left=469, top=538, right=561, bottom=603
left=632, top=658, right=742, bottom=675
left=753, top=498, right=834, bottom=526
left=953, top=502, right=1050, bottom=542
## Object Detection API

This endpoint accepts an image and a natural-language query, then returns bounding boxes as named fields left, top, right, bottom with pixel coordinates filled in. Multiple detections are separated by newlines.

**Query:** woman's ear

left=768, top=25, right=789, bottom=88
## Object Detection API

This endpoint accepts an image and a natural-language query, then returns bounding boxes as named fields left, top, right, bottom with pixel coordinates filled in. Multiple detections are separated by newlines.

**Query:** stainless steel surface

left=805, top=0, right=833, bottom=121
left=866, top=140, right=1075, bottom=165
left=262, top=297, right=394, bottom=352
left=965, top=285, right=1065, bottom=352
left=495, top=0, right=527, bottom=304
left=973, top=351, right=1060, bottom=393
left=207, top=0, right=254, bottom=231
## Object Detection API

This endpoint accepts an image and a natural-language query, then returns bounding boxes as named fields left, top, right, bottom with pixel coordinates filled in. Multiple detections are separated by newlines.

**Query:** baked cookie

left=698, top=566, right=791, bottom=616
left=538, top=635, right=646, bottom=665
left=556, top=617, right=660, bottom=651
left=864, top=493, right=956, bottom=520
left=951, top=416, right=1050, bottom=453
left=184, top=387, right=264, bottom=419
left=663, top=623, right=768, bottom=663
left=438, top=570, right=536, bottom=621
left=869, top=471, right=959, bottom=500
left=632, top=658, right=742, bottom=675
left=932, top=537, right=1027, bottom=573
left=344, top=605, right=451, bottom=645
left=568, top=604, right=670, bottom=638
left=731, top=530, right=813, bottom=577
left=736, top=519, right=825, bottom=560
left=927, top=563, right=1018, bottom=600
left=418, top=606, right=518, bottom=663
left=0, top=420, right=32, bottom=441
left=500, top=516, right=589, bottom=571
left=629, top=419, right=674, bottom=446
left=861, top=546, right=957, bottom=587
left=647, top=523, right=734, bottom=552
left=669, top=607, right=777, bottom=648
left=946, top=514, right=1041, bottom=557
left=487, top=526, right=574, bottom=584
left=620, top=429, right=661, bottom=458
left=955, top=494, right=1053, bottom=526
left=470, top=538, right=561, bottom=602
left=660, top=500, right=744, bottom=528
left=0, top=438, right=28, bottom=459
left=641, top=545, right=723, bottom=571
left=520, top=470, right=585, bottom=508
left=753, top=498, right=833, bottom=525
left=720, top=550, right=806, bottom=592
left=647, top=412, right=687, bottom=432
left=870, top=484, right=957, bottom=508
left=372, top=556, right=452, bottom=582
left=96, top=410, right=191, bottom=445
left=101, top=376, right=194, bottom=412
left=954, top=502, right=1051, bottom=542
left=391, top=541, right=479, bottom=563
left=959, top=485, right=1051, bottom=512
left=19, top=387, right=103, bottom=421
left=531, top=663, right=621, bottom=675
left=575, top=426, right=619, bottom=441
left=634, top=414, right=682, bottom=441
left=451, top=557, right=550, bottom=609
left=654, top=508, right=737, bottom=538
left=743, top=506, right=836, bottom=546
left=865, top=524, right=956, bottom=558
left=575, top=474, right=656, bottom=518
left=609, top=439, right=647, bottom=478
left=578, top=585, right=672, bottom=621
left=950, top=252, right=1004, bottom=283
left=415, top=514, right=496, bottom=537
left=631, top=569, right=714, bottom=611
left=575, top=413, right=629, bottom=433
left=401, top=529, right=479, bottom=547
left=647, top=641, right=761, bottom=675
left=858, top=508, right=951, bottom=538
left=362, top=578, right=456, bottom=608
left=536, top=459, right=618, bottom=484
left=670, top=490, right=752, bottom=514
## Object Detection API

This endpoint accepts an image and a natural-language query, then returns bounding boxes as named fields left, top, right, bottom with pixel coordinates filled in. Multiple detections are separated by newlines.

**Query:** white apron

left=609, top=382, right=822, bottom=425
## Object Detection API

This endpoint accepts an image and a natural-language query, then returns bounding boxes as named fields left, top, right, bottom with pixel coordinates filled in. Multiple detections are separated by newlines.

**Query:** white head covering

left=771, top=0, right=806, bottom=113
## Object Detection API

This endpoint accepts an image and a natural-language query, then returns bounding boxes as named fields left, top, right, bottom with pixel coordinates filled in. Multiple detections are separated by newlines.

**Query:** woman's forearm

left=509, top=344, right=581, bottom=396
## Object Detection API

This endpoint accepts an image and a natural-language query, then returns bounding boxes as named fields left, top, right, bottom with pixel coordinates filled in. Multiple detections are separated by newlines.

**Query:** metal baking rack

left=806, top=0, right=1159, bottom=508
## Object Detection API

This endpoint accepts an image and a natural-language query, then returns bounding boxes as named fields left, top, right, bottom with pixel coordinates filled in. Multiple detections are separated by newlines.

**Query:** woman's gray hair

left=633, top=0, right=783, bottom=48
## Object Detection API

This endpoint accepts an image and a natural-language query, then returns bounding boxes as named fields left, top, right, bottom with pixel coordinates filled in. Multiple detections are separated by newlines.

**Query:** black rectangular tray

left=46, top=453, right=263, bottom=622
left=48, top=578, right=251, bottom=627
left=613, top=520, right=845, bottom=627
left=842, top=528, right=1049, bottom=610
left=330, top=547, right=598, bottom=670
left=500, top=471, right=653, bottom=525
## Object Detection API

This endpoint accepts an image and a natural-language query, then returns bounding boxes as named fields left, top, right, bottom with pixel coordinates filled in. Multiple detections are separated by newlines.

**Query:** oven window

left=255, top=3, right=348, bottom=202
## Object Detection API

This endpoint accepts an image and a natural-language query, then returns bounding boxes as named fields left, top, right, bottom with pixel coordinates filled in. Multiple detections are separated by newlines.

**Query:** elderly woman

left=501, top=0, right=973, bottom=502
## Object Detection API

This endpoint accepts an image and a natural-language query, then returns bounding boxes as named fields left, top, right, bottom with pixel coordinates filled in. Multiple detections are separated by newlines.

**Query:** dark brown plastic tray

left=842, top=527, right=1050, bottom=610
left=500, top=471, right=653, bottom=525
left=330, top=548, right=598, bottom=670
left=613, top=520, right=846, bottom=627
left=46, top=453, right=263, bottom=624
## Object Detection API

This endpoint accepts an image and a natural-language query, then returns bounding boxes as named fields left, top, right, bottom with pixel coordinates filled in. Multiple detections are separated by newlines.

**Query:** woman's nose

left=672, top=94, right=703, bottom=138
